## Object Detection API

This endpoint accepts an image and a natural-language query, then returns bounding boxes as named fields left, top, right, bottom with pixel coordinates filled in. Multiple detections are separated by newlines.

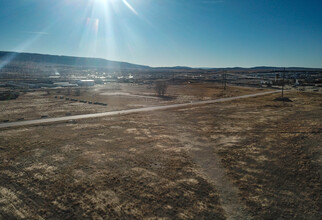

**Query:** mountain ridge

left=0, top=51, right=150, bottom=70
left=0, top=51, right=321, bottom=71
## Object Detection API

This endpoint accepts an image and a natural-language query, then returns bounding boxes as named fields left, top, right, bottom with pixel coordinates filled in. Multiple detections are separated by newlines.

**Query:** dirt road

left=0, top=90, right=278, bottom=129
left=1, top=90, right=320, bottom=219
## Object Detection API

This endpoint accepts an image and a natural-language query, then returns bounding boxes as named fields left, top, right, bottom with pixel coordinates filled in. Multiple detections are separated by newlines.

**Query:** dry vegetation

left=0, top=83, right=262, bottom=122
left=0, top=83, right=321, bottom=219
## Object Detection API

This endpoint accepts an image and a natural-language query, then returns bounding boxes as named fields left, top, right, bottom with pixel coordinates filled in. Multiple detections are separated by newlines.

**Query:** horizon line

left=1, top=50, right=321, bottom=69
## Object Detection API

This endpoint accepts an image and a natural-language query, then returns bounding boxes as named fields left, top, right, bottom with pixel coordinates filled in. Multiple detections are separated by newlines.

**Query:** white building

left=77, top=80, right=95, bottom=87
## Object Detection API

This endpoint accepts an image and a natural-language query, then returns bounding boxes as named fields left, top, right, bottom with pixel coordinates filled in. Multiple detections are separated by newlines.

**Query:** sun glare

left=0, top=0, right=142, bottom=71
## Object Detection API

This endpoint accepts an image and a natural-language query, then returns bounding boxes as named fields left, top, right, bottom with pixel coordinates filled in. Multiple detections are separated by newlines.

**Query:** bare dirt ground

left=0, top=86, right=321, bottom=219
left=0, top=83, right=264, bottom=122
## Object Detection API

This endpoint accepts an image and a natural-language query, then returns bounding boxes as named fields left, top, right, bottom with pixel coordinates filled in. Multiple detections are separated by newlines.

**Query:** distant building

left=49, top=76, right=60, bottom=79
left=54, top=82, right=78, bottom=87
left=6, top=81, right=38, bottom=89
left=260, top=80, right=273, bottom=85
left=77, top=80, right=95, bottom=87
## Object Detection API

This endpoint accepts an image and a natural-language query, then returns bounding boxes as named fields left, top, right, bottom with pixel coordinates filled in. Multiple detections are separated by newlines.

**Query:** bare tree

left=155, top=81, right=168, bottom=97
left=66, top=87, right=71, bottom=95
left=75, top=88, right=81, bottom=96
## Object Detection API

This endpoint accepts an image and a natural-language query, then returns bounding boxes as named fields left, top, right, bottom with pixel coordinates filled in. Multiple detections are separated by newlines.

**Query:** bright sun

left=94, top=0, right=138, bottom=15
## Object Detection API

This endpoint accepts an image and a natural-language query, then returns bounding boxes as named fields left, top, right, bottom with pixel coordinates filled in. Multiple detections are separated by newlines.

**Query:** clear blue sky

left=0, top=0, right=321, bottom=67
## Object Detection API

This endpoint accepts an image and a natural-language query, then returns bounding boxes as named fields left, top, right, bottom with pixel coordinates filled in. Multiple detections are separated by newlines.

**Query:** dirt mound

left=274, top=97, right=293, bottom=102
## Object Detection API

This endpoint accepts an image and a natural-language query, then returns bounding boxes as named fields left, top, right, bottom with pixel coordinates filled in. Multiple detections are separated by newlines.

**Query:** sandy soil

left=0, top=87, right=321, bottom=219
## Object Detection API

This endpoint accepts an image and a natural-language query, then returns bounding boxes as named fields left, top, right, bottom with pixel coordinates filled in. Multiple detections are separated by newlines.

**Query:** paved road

left=0, top=90, right=278, bottom=129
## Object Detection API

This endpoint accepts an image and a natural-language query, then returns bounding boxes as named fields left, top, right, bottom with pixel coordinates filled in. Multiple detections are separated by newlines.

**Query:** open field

left=0, top=84, right=321, bottom=219
left=0, top=83, right=265, bottom=122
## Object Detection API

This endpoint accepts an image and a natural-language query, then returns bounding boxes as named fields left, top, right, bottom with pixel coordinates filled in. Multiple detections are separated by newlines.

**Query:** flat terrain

left=0, top=91, right=277, bottom=129
left=0, top=83, right=264, bottom=122
left=0, top=84, right=321, bottom=219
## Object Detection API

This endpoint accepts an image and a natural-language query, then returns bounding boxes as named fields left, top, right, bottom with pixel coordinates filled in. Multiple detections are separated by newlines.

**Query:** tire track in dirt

left=191, top=147, right=249, bottom=220
left=176, top=133, right=250, bottom=220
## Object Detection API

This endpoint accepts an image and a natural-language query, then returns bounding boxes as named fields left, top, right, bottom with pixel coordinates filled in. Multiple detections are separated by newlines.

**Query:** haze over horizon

left=0, top=0, right=321, bottom=68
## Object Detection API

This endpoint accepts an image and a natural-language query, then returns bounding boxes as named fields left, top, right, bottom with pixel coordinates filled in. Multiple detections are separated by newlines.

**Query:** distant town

left=1, top=51, right=321, bottom=100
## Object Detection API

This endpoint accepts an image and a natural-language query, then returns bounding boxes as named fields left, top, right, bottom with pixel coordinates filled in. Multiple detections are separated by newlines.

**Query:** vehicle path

left=100, top=92, right=160, bottom=99
left=0, top=90, right=278, bottom=129
left=190, top=142, right=250, bottom=219
left=175, top=130, right=250, bottom=219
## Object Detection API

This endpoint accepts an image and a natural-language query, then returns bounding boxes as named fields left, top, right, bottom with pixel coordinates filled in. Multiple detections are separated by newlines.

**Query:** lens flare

left=122, top=0, right=138, bottom=15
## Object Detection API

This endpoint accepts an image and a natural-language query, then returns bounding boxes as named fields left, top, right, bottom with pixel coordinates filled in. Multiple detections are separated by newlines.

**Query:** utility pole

left=224, top=72, right=227, bottom=90
left=282, top=68, right=285, bottom=98
left=223, top=71, right=227, bottom=90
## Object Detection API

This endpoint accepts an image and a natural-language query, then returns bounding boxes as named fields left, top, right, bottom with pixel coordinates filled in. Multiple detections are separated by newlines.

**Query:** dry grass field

left=0, top=83, right=263, bottom=122
left=0, top=84, right=321, bottom=219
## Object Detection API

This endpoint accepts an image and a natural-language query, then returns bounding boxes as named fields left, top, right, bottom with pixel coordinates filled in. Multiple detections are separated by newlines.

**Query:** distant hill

left=0, top=51, right=320, bottom=72
left=208, top=66, right=321, bottom=72
left=0, top=51, right=151, bottom=70
left=154, top=66, right=193, bottom=70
